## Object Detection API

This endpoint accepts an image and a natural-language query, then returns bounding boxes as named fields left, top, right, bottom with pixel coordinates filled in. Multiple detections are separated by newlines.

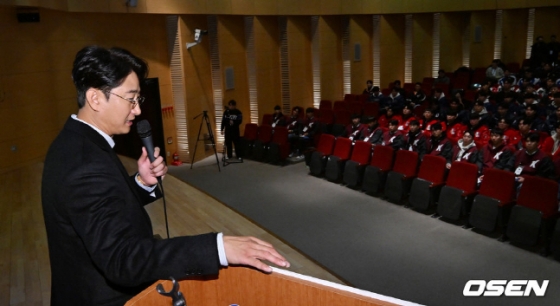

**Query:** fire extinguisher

left=171, top=152, right=183, bottom=166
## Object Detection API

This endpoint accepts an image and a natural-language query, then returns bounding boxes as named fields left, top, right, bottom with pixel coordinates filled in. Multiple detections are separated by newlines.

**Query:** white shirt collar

left=71, top=114, right=115, bottom=148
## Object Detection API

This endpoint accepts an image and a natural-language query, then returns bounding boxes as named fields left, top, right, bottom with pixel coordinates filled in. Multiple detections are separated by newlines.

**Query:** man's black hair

left=228, top=99, right=237, bottom=106
left=72, top=46, right=148, bottom=108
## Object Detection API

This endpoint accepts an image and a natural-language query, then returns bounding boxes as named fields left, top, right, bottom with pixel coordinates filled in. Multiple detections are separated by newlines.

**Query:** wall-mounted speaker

left=354, top=43, right=361, bottom=62
left=474, top=25, right=482, bottom=43
left=17, top=8, right=40, bottom=23
left=224, top=67, right=235, bottom=90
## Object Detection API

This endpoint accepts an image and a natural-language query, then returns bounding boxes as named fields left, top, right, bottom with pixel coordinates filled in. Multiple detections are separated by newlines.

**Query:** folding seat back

left=409, top=155, right=447, bottom=210
left=472, top=67, right=487, bottom=85
left=309, top=134, right=336, bottom=176
left=252, top=125, right=273, bottom=161
left=333, top=101, right=348, bottom=111
left=381, top=88, right=391, bottom=96
left=344, top=94, right=356, bottom=102
left=422, top=77, right=434, bottom=86
left=325, top=137, right=353, bottom=182
left=437, top=161, right=479, bottom=221
left=349, top=102, right=364, bottom=116
left=333, top=110, right=351, bottom=136
left=362, top=145, right=395, bottom=194
left=267, top=127, right=290, bottom=164
left=517, top=176, right=559, bottom=220
left=319, top=100, right=332, bottom=110
left=358, top=94, right=368, bottom=103
left=469, top=169, right=516, bottom=232
left=363, top=103, right=379, bottom=117
left=385, top=150, right=419, bottom=203
left=261, top=114, right=273, bottom=126
left=403, top=83, right=415, bottom=93
left=318, top=109, right=334, bottom=126
left=507, top=176, right=559, bottom=246
left=238, top=123, right=259, bottom=157
left=506, top=62, right=520, bottom=73
left=343, top=141, right=373, bottom=187
left=413, top=105, right=426, bottom=118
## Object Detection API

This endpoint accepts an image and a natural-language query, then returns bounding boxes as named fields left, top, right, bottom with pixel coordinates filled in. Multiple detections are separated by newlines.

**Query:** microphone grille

left=136, top=120, right=152, bottom=138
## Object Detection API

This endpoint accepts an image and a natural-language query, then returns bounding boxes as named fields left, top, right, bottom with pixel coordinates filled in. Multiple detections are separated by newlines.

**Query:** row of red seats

left=309, top=134, right=560, bottom=256
left=241, top=124, right=291, bottom=163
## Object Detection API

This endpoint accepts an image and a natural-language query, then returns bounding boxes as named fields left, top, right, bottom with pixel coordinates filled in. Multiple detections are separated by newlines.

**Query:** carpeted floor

left=169, top=157, right=560, bottom=306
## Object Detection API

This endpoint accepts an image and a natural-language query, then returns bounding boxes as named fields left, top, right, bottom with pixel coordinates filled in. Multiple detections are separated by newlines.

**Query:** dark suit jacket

left=42, top=118, right=220, bottom=306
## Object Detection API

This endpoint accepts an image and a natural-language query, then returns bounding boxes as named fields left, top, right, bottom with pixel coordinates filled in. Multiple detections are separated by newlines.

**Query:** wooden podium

left=126, top=267, right=420, bottom=306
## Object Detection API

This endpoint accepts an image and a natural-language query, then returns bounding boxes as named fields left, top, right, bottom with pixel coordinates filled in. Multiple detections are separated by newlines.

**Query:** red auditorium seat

left=381, top=88, right=391, bottom=96
left=324, top=137, right=353, bottom=182
left=238, top=123, right=259, bottom=157
left=363, top=103, right=379, bottom=118
left=333, top=100, right=348, bottom=111
left=309, top=134, right=336, bottom=176
left=319, top=100, right=332, bottom=110
left=421, top=83, right=433, bottom=96
left=506, top=62, right=520, bottom=73
left=362, top=145, right=395, bottom=195
left=357, top=94, right=368, bottom=103
left=409, top=155, right=447, bottom=211
left=464, top=89, right=477, bottom=102
left=349, top=102, right=364, bottom=117
left=437, top=161, right=478, bottom=221
left=318, top=109, right=334, bottom=126
left=384, top=150, right=419, bottom=204
left=261, top=114, right=273, bottom=126
left=252, top=125, right=273, bottom=161
left=267, top=126, right=290, bottom=164
left=452, top=75, right=470, bottom=91
left=403, top=83, right=415, bottom=93
left=468, top=169, right=516, bottom=232
left=413, top=105, right=426, bottom=118
left=332, top=110, right=351, bottom=137
left=344, top=94, right=357, bottom=103
left=422, top=77, right=434, bottom=87
left=471, top=68, right=487, bottom=85
left=506, top=176, right=559, bottom=247
left=342, top=141, right=373, bottom=188
left=522, top=58, right=531, bottom=68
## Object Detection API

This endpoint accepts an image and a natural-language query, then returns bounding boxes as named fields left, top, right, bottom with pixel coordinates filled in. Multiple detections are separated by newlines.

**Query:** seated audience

left=498, top=70, right=517, bottom=86
left=360, top=116, right=384, bottom=145
left=292, top=108, right=319, bottom=159
left=378, top=107, right=402, bottom=128
left=542, top=123, right=560, bottom=158
left=405, top=120, right=430, bottom=160
left=521, top=104, right=546, bottom=132
left=368, top=86, right=385, bottom=103
left=467, top=100, right=493, bottom=127
left=497, top=117, right=521, bottom=147
left=421, top=108, right=445, bottom=137
left=383, top=87, right=405, bottom=112
left=466, top=113, right=490, bottom=149
left=428, top=123, right=452, bottom=160
left=409, top=82, right=426, bottom=106
left=433, top=88, right=448, bottom=114
left=486, top=59, right=505, bottom=81
left=363, top=79, right=375, bottom=97
left=476, top=129, right=514, bottom=174
left=509, top=132, right=555, bottom=182
left=271, top=105, right=286, bottom=128
left=398, top=104, right=416, bottom=133
left=343, top=114, right=367, bottom=141
left=446, top=110, right=467, bottom=144
left=434, top=69, right=450, bottom=85
left=545, top=99, right=560, bottom=134
left=381, top=120, right=405, bottom=150
left=447, top=130, right=478, bottom=169
left=392, top=80, right=407, bottom=97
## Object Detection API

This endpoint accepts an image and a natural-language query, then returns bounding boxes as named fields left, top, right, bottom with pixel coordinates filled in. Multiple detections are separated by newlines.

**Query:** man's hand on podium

left=223, top=236, right=290, bottom=273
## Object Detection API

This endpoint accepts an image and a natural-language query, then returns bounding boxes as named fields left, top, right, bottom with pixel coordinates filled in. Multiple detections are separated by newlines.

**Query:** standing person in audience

left=476, top=129, right=514, bottom=174
left=446, top=130, right=478, bottom=169
left=360, top=116, right=384, bottom=145
left=293, top=108, right=319, bottom=160
left=486, top=59, right=505, bottom=81
left=398, top=104, right=416, bottom=133
left=287, top=107, right=302, bottom=156
left=548, top=35, right=560, bottom=65
left=445, top=110, right=466, bottom=144
left=381, top=120, right=405, bottom=150
left=363, top=80, right=375, bottom=98
left=433, top=88, right=448, bottom=115
left=271, top=105, right=286, bottom=128
left=405, top=120, right=430, bottom=160
left=343, top=114, right=366, bottom=141
left=497, top=118, right=522, bottom=147
left=466, top=113, right=490, bottom=149
left=509, top=132, right=555, bottom=182
left=530, top=36, right=548, bottom=68
left=384, top=87, right=405, bottom=113
left=428, top=123, right=453, bottom=160
left=409, top=82, right=426, bottom=106
left=378, top=107, right=402, bottom=129
left=434, top=69, right=450, bottom=85
left=420, top=108, right=445, bottom=137
left=221, top=99, right=243, bottom=160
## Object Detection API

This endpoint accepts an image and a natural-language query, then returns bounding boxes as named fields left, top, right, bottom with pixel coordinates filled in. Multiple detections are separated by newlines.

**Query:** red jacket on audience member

left=446, top=122, right=467, bottom=144
left=378, top=114, right=402, bottom=129
left=398, top=115, right=416, bottom=133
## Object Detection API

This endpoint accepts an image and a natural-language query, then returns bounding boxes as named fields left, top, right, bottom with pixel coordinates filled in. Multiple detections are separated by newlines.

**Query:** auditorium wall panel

left=0, top=7, right=173, bottom=171
left=287, top=16, right=313, bottom=110
left=534, top=7, right=560, bottom=47
left=439, top=12, right=466, bottom=73
left=412, top=14, right=433, bottom=83
left=254, top=16, right=281, bottom=119
left=501, top=9, right=528, bottom=65
left=469, top=10, right=496, bottom=69
left=349, top=15, right=372, bottom=95
left=319, top=15, right=343, bottom=102
left=379, top=14, right=405, bottom=90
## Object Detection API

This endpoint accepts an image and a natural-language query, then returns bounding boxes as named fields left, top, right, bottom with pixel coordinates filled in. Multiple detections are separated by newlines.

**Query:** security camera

left=186, top=29, right=208, bottom=50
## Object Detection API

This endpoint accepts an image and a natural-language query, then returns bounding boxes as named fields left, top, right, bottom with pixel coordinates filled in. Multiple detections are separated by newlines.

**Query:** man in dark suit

left=42, top=46, right=289, bottom=306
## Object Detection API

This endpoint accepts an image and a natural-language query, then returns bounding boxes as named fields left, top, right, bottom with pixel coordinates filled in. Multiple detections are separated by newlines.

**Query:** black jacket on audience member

left=476, top=142, right=514, bottom=173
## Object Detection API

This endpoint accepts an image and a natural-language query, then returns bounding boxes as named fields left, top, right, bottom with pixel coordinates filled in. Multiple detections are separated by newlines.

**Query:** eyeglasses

left=105, top=91, right=145, bottom=108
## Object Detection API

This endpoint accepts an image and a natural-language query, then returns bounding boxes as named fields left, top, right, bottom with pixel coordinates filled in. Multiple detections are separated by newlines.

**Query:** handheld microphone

left=136, top=120, right=162, bottom=185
